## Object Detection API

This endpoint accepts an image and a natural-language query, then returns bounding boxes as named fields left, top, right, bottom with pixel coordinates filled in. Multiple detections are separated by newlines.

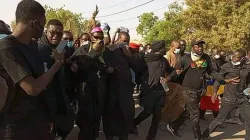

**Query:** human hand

left=51, top=49, right=65, bottom=63
left=225, top=76, right=240, bottom=84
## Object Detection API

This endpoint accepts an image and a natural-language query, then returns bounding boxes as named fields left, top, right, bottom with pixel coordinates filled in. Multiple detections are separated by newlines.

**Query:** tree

left=182, top=0, right=250, bottom=50
left=137, top=2, right=184, bottom=47
left=136, top=12, right=158, bottom=37
left=10, top=5, right=86, bottom=38
left=44, top=5, right=86, bottom=37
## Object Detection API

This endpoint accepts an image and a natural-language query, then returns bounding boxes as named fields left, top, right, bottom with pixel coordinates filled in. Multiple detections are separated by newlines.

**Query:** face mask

left=0, top=34, right=8, bottom=39
left=145, top=49, right=152, bottom=54
left=232, top=57, right=244, bottom=66
left=67, top=41, right=73, bottom=48
left=191, top=51, right=202, bottom=61
left=214, top=54, right=220, bottom=59
left=174, top=48, right=181, bottom=54
left=82, top=41, right=89, bottom=45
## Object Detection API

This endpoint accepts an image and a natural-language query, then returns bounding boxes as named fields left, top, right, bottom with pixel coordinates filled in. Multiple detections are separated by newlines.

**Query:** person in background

left=0, top=0, right=64, bottom=139
left=129, top=42, right=142, bottom=93
left=179, top=40, right=187, bottom=57
left=0, top=20, right=11, bottom=39
left=220, top=49, right=227, bottom=62
left=37, top=19, right=75, bottom=140
left=164, top=40, right=181, bottom=68
left=73, top=33, right=91, bottom=49
left=203, top=49, right=250, bottom=140
left=145, top=43, right=152, bottom=54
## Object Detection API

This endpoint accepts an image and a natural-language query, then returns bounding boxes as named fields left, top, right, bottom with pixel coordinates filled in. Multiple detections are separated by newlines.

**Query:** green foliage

left=10, top=5, right=87, bottom=38
left=137, top=2, right=184, bottom=48
left=44, top=5, right=86, bottom=38
left=137, top=0, right=250, bottom=50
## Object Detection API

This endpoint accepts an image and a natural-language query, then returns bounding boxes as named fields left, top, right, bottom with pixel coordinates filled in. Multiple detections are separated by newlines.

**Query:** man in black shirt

left=171, top=39, right=216, bottom=140
left=37, top=19, right=75, bottom=139
left=0, top=0, right=64, bottom=140
left=203, top=49, right=250, bottom=140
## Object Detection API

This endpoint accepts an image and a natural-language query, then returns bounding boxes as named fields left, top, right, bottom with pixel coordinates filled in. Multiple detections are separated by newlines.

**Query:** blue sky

left=0, top=0, right=177, bottom=39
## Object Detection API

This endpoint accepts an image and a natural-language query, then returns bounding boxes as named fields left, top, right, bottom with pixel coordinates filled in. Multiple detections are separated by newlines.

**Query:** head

left=211, top=48, right=220, bottom=59
left=231, top=49, right=246, bottom=66
left=145, top=44, right=152, bottom=54
left=170, top=40, right=181, bottom=54
left=219, top=50, right=226, bottom=60
left=247, top=47, right=250, bottom=57
left=117, top=32, right=130, bottom=44
left=151, top=40, right=166, bottom=55
left=91, top=27, right=104, bottom=42
left=62, top=31, right=73, bottom=48
left=0, top=20, right=11, bottom=35
left=15, top=0, right=46, bottom=40
left=191, top=39, right=205, bottom=56
left=129, top=43, right=140, bottom=54
left=179, top=40, right=186, bottom=54
left=45, top=19, right=64, bottom=45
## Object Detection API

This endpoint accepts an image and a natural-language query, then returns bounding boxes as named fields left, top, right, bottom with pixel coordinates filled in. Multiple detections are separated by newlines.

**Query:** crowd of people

left=1, top=0, right=250, bottom=140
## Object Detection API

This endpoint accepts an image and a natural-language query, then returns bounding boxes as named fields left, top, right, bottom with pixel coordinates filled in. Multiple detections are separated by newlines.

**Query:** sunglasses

left=48, top=30, right=63, bottom=37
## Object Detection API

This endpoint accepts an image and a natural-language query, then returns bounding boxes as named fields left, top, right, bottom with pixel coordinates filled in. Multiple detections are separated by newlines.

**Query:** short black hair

left=63, top=31, right=72, bottom=35
left=16, top=0, right=45, bottom=23
left=46, top=19, right=63, bottom=28
left=235, top=48, right=247, bottom=57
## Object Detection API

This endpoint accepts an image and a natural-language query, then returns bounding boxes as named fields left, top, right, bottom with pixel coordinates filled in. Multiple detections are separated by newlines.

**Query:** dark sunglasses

left=48, top=30, right=63, bottom=36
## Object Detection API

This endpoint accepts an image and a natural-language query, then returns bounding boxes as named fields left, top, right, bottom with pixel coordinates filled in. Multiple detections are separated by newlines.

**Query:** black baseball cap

left=191, top=39, right=205, bottom=47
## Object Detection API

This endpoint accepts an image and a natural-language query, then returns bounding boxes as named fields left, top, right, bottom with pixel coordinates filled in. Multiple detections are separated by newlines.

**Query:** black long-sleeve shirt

left=214, top=62, right=250, bottom=101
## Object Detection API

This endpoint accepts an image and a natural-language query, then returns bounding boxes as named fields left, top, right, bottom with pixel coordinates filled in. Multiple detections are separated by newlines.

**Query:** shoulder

left=202, top=53, right=211, bottom=60
left=221, top=62, right=231, bottom=69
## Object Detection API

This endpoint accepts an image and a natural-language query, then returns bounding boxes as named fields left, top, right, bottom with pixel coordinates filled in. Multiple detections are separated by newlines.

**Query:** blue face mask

left=0, top=34, right=8, bottom=39
left=67, top=41, right=73, bottom=48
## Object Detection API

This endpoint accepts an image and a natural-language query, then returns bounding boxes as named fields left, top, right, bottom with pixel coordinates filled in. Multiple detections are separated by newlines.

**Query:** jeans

left=134, top=103, right=163, bottom=139
left=203, top=98, right=250, bottom=140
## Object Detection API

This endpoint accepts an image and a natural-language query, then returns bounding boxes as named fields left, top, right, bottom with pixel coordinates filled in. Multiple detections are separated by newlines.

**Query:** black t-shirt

left=0, top=36, right=48, bottom=125
left=180, top=53, right=213, bottom=91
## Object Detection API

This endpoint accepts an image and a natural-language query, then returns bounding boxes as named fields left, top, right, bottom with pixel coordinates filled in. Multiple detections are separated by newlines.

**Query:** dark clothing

left=170, top=108, right=189, bottom=130
left=204, top=99, right=250, bottom=140
left=134, top=52, right=173, bottom=139
left=181, top=53, right=213, bottom=91
left=203, top=62, right=250, bottom=140
left=139, top=53, right=173, bottom=113
left=72, top=46, right=109, bottom=140
left=102, top=45, right=135, bottom=137
left=214, top=62, right=250, bottom=100
left=134, top=103, right=162, bottom=138
left=171, top=53, right=216, bottom=139
left=37, top=36, right=75, bottom=138
left=0, top=36, right=51, bottom=139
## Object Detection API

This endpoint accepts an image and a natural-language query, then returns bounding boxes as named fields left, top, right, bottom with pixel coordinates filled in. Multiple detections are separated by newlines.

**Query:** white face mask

left=214, top=55, right=220, bottom=59
left=82, top=41, right=89, bottom=45
left=232, top=58, right=244, bottom=66
left=174, top=48, right=181, bottom=54
left=191, top=51, right=202, bottom=61
left=145, top=49, right=152, bottom=54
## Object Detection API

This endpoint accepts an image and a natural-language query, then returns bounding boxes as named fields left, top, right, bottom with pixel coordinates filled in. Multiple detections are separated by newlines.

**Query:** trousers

left=183, top=90, right=202, bottom=139
left=134, top=103, right=163, bottom=139
left=203, top=98, right=250, bottom=140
